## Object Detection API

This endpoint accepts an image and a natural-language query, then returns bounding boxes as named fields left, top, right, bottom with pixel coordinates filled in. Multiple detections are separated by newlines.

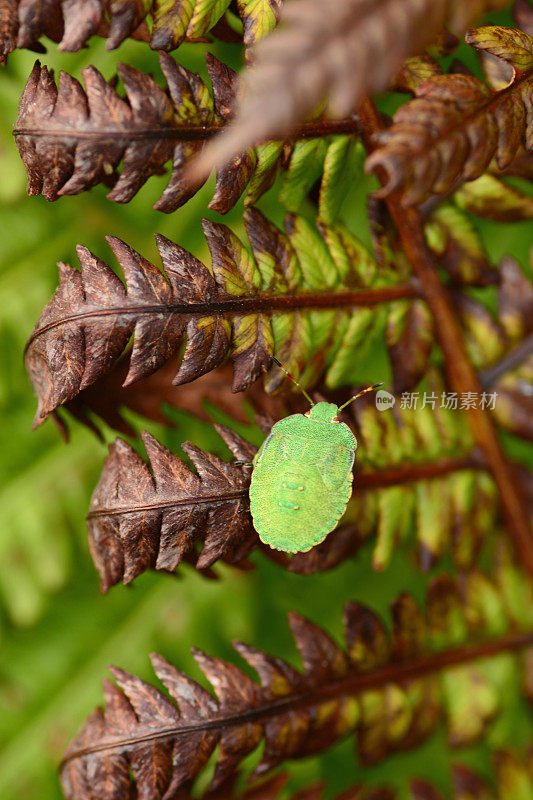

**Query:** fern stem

left=60, top=628, right=533, bottom=764
left=358, top=98, right=533, bottom=576
left=12, top=116, right=360, bottom=144
left=87, top=490, right=249, bottom=519
left=25, top=283, right=418, bottom=352
left=356, top=453, right=483, bottom=488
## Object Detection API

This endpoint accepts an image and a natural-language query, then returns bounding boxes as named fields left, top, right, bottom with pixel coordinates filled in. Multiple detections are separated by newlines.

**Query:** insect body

left=249, top=360, right=382, bottom=553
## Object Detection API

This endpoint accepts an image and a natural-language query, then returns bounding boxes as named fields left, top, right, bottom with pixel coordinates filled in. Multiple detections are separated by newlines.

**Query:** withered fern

left=3, top=4, right=533, bottom=800
left=58, top=755, right=533, bottom=800
left=192, top=0, right=511, bottom=173
left=120, top=755, right=533, bottom=800
left=0, top=0, right=281, bottom=60
left=88, top=372, right=528, bottom=591
left=23, top=191, right=533, bottom=581
left=13, top=56, right=360, bottom=213
left=88, top=425, right=258, bottom=590
left=366, top=27, right=533, bottom=206
left=24, top=201, right=533, bottom=425
left=137, top=772, right=384, bottom=800
left=60, top=559, right=533, bottom=799
left=24, top=206, right=413, bottom=423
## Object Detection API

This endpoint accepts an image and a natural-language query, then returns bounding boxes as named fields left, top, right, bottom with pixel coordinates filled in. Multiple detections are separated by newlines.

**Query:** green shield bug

left=249, top=358, right=383, bottom=553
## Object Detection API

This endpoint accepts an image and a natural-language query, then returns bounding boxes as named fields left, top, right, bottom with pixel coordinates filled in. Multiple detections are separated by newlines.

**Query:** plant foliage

left=60, top=564, right=533, bottom=800
left=13, top=56, right=360, bottom=214
left=56, top=754, right=533, bottom=800
left=0, top=0, right=282, bottom=61
left=366, top=26, right=533, bottom=206
left=24, top=206, right=414, bottom=425
left=88, top=372, right=531, bottom=591
left=24, top=202, right=533, bottom=441
left=192, top=0, right=510, bottom=174
left=89, top=425, right=257, bottom=591
left=3, top=3, right=533, bottom=800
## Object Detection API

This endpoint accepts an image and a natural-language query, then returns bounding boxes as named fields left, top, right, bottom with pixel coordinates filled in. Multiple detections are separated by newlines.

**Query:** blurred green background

left=1, top=11, right=533, bottom=800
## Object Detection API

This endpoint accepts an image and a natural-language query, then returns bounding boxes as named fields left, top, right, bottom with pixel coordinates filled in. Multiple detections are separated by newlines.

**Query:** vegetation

left=0, top=2, right=532, bottom=799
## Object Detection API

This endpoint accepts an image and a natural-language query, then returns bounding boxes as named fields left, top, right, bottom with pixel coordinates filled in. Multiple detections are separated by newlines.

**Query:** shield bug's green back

left=249, top=360, right=383, bottom=554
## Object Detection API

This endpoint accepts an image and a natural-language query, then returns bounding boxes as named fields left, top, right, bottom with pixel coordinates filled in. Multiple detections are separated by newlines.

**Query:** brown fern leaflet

left=1, top=0, right=282, bottom=60
left=24, top=207, right=416, bottom=427
left=60, top=567, right=533, bottom=800
left=88, top=425, right=258, bottom=592
left=13, top=56, right=360, bottom=214
left=366, top=25, right=533, bottom=206
left=193, top=0, right=509, bottom=177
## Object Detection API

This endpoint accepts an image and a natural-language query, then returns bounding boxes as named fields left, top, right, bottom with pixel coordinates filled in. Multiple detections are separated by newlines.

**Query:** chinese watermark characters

left=396, top=391, right=497, bottom=410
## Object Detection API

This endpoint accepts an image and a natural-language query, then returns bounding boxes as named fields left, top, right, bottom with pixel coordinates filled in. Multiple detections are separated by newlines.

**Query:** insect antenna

left=271, top=357, right=315, bottom=406
left=338, top=383, right=385, bottom=411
